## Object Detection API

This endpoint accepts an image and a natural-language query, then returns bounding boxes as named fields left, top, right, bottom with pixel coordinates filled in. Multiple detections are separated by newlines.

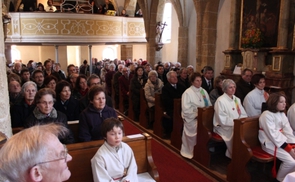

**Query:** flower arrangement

left=241, top=28, right=264, bottom=49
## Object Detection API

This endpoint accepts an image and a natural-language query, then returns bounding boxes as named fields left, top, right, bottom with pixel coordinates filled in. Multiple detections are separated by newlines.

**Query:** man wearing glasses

left=0, top=123, right=72, bottom=182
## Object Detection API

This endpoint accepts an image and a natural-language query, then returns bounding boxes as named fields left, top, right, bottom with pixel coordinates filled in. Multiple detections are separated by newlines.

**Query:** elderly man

left=0, top=123, right=72, bottom=182
left=201, top=66, right=214, bottom=94
left=235, top=68, right=254, bottom=103
left=161, top=71, right=186, bottom=138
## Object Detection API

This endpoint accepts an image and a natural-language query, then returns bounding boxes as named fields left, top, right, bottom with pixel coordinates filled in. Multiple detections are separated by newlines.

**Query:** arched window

left=102, top=46, right=116, bottom=60
left=11, top=45, right=21, bottom=62
left=162, top=3, right=172, bottom=43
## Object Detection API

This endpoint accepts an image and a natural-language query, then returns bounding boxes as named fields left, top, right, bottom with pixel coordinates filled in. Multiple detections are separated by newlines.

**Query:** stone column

left=277, top=0, right=290, bottom=49
left=0, top=0, right=13, bottom=141
left=5, top=44, right=11, bottom=64
left=228, top=0, right=241, bottom=49
left=178, top=26, right=188, bottom=66
left=120, top=45, right=133, bottom=61
left=88, top=45, right=92, bottom=75
left=55, top=45, right=59, bottom=63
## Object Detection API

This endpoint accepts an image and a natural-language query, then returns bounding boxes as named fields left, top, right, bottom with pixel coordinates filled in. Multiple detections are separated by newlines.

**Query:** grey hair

left=166, top=71, right=177, bottom=80
left=148, top=70, right=158, bottom=78
left=21, top=81, right=37, bottom=96
left=222, top=79, right=236, bottom=92
left=108, top=63, right=116, bottom=70
left=0, top=123, right=68, bottom=182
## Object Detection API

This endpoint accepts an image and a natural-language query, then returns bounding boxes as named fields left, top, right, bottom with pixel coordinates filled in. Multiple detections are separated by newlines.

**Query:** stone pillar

left=228, top=0, right=241, bottom=50
left=277, top=0, right=290, bottom=49
left=120, top=45, right=133, bottom=61
left=88, top=45, right=92, bottom=75
left=0, top=0, right=13, bottom=145
left=146, top=40, right=156, bottom=65
left=55, top=45, right=59, bottom=63
left=178, top=26, right=188, bottom=67
left=5, top=44, right=11, bottom=64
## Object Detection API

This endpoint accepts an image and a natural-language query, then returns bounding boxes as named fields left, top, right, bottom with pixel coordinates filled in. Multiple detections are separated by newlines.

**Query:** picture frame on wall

left=240, top=0, right=281, bottom=48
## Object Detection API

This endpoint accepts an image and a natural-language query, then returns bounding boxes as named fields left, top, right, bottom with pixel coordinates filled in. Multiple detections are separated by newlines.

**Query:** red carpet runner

left=123, top=120, right=213, bottom=182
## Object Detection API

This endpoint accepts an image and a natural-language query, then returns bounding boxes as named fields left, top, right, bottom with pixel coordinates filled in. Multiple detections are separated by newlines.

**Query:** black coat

left=235, top=78, right=255, bottom=103
left=10, top=99, right=36, bottom=128
left=25, top=110, right=75, bottom=144
left=201, top=76, right=214, bottom=94
left=54, top=97, right=80, bottom=121
left=161, top=83, right=186, bottom=117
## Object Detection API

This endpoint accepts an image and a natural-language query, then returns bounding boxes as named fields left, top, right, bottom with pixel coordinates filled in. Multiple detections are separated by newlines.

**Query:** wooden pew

left=12, top=122, right=79, bottom=142
left=68, top=121, right=79, bottom=142
left=67, top=133, right=159, bottom=182
left=154, top=93, right=164, bottom=138
left=194, top=106, right=224, bottom=167
left=227, top=117, right=273, bottom=182
left=119, top=84, right=124, bottom=113
left=128, top=91, right=134, bottom=120
left=139, top=88, right=149, bottom=128
left=12, top=127, right=23, bottom=134
left=170, top=98, right=182, bottom=150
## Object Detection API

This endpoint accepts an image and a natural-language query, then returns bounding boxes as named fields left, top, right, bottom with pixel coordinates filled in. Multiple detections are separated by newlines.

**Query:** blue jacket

left=79, top=104, right=117, bottom=142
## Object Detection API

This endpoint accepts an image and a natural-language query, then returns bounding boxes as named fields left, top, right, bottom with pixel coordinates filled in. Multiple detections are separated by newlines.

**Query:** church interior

left=1, top=0, right=295, bottom=181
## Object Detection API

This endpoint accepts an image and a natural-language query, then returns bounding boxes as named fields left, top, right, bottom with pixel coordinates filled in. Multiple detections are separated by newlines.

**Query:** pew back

left=67, top=133, right=159, bottom=182
left=139, top=88, right=149, bottom=128
left=154, top=93, right=164, bottom=138
left=119, top=84, right=124, bottom=113
left=170, top=98, right=182, bottom=150
left=194, top=106, right=217, bottom=167
left=227, top=117, right=273, bottom=182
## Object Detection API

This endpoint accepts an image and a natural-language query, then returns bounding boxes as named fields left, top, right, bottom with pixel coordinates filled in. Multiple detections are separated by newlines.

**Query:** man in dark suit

left=161, top=71, right=186, bottom=139
left=235, top=68, right=254, bottom=103
left=201, top=66, right=214, bottom=94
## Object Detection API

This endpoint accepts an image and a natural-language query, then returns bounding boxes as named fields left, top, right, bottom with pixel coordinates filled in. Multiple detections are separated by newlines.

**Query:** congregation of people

left=4, top=54, right=295, bottom=181
left=7, top=0, right=143, bottom=17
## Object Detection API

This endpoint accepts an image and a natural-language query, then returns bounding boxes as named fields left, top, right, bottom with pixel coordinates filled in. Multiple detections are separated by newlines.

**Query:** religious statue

left=2, top=3, right=11, bottom=41
left=155, top=21, right=167, bottom=51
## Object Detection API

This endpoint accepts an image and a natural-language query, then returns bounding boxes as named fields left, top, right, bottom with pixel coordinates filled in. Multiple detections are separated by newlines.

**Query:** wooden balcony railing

left=5, top=12, right=146, bottom=45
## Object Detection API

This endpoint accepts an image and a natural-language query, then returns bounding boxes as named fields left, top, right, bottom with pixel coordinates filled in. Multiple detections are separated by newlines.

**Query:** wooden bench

left=12, top=122, right=79, bottom=142
left=170, top=98, right=182, bottom=150
left=68, top=121, right=79, bottom=142
left=67, top=133, right=159, bottom=182
left=227, top=117, right=273, bottom=182
left=119, top=84, right=124, bottom=113
left=154, top=93, right=164, bottom=138
left=128, top=91, right=134, bottom=120
left=139, top=88, right=149, bottom=129
left=12, top=127, right=23, bottom=134
left=194, top=106, right=224, bottom=167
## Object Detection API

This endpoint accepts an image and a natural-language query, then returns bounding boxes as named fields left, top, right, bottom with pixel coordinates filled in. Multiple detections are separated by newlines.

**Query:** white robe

left=91, top=142, right=138, bottom=182
left=180, top=86, right=211, bottom=159
left=287, top=103, right=295, bottom=135
left=259, top=111, right=295, bottom=181
left=243, top=87, right=268, bottom=117
left=213, top=93, right=247, bottom=158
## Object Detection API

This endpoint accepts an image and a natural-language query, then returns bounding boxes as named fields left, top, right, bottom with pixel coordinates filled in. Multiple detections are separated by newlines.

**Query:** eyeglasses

left=34, top=144, right=68, bottom=166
